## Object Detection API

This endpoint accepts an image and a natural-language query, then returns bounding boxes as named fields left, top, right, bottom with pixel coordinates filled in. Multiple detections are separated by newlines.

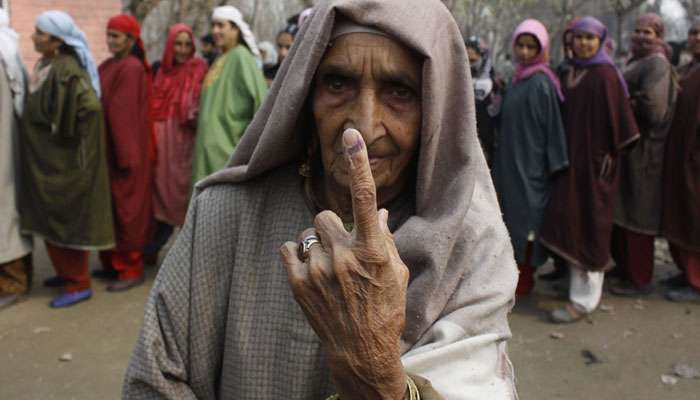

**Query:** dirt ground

left=1, top=239, right=698, bottom=400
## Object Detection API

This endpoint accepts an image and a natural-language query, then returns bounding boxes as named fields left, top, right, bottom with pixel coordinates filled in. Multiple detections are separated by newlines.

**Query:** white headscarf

left=0, top=9, right=27, bottom=115
left=257, top=41, right=278, bottom=66
left=35, top=11, right=101, bottom=97
left=212, top=6, right=261, bottom=60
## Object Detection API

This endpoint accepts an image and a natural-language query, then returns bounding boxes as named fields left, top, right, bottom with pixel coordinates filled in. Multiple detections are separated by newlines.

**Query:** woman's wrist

left=326, top=374, right=420, bottom=400
left=328, top=350, right=407, bottom=400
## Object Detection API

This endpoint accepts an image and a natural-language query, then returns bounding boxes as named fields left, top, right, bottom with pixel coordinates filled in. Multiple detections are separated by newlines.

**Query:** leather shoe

left=107, top=276, right=144, bottom=292
left=50, top=289, right=92, bottom=308
left=666, top=287, right=700, bottom=304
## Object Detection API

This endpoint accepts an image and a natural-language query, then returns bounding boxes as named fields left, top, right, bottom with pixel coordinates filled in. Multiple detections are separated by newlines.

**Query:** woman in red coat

left=143, top=23, right=208, bottom=264
left=97, top=15, right=154, bottom=291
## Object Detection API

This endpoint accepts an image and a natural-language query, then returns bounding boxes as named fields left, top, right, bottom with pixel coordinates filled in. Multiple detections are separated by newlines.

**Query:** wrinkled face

left=513, top=33, right=540, bottom=65
left=573, top=31, right=601, bottom=60
left=32, top=28, right=62, bottom=57
left=212, top=19, right=240, bottom=52
left=277, top=32, right=294, bottom=63
left=466, top=47, right=482, bottom=66
left=107, top=30, right=134, bottom=58
left=689, top=26, right=700, bottom=56
left=633, top=25, right=657, bottom=40
left=173, top=31, right=194, bottom=64
left=312, top=33, right=422, bottom=195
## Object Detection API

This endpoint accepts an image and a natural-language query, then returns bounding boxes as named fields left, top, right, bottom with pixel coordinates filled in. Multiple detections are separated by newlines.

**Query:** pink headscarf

left=511, top=19, right=564, bottom=101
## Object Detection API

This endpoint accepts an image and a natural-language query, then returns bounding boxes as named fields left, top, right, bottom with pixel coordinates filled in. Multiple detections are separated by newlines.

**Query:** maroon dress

left=99, top=55, right=153, bottom=252
left=540, top=64, right=639, bottom=271
left=662, top=62, right=700, bottom=253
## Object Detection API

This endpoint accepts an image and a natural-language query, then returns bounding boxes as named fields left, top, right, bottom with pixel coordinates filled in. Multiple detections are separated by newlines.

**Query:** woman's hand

left=280, top=129, right=409, bottom=400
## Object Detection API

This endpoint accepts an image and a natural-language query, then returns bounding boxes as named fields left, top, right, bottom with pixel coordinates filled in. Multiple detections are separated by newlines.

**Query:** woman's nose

left=346, top=88, right=384, bottom=143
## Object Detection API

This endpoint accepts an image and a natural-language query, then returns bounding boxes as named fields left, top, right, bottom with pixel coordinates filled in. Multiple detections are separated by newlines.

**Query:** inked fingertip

left=342, top=129, right=363, bottom=155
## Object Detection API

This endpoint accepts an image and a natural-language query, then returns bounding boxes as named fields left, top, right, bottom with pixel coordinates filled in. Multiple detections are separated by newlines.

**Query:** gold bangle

left=324, top=376, right=420, bottom=400
left=407, top=375, right=420, bottom=400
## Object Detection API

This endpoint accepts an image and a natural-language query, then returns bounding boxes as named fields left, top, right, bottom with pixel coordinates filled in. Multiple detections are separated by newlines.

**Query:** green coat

left=192, top=45, right=267, bottom=184
left=20, top=54, right=114, bottom=249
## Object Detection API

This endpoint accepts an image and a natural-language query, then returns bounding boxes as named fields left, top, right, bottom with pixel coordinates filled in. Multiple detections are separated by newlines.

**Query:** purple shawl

left=571, top=16, right=629, bottom=96
left=511, top=19, right=564, bottom=101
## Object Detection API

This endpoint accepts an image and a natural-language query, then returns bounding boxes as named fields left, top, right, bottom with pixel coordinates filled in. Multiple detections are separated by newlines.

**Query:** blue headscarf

left=570, top=16, right=629, bottom=97
left=36, top=11, right=101, bottom=97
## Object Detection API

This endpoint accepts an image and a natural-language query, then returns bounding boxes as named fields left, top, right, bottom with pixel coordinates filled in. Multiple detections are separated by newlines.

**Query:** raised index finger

left=343, top=128, right=382, bottom=246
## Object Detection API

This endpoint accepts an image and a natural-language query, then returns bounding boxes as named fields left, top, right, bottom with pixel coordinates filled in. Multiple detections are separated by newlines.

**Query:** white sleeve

left=401, top=319, right=518, bottom=400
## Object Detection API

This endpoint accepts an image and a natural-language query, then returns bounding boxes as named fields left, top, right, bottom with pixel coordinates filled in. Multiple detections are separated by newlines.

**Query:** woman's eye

left=388, top=85, right=414, bottom=100
left=324, top=75, right=349, bottom=92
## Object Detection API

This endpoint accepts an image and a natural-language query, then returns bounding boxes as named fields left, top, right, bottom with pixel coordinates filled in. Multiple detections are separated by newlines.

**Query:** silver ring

left=298, top=235, right=321, bottom=261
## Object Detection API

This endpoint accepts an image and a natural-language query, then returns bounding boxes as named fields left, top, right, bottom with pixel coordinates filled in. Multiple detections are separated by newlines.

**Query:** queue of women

left=484, top=13, right=700, bottom=324
left=0, top=6, right=300, bottom=308
left=0, top=0, right=698, bottom=397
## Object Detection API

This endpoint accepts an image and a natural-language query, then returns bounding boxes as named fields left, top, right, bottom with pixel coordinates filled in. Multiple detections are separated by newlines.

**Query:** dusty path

left=1, top=241, right=698, bottom=399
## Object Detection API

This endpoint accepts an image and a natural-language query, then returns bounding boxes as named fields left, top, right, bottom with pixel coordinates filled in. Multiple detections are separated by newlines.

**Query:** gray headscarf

left=199, top=0, right=516, bottom=348
left=35, top=11, right=101, bottom=97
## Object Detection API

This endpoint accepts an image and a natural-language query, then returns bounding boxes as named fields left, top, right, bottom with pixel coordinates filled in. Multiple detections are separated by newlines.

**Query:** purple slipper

left=49, top=289, right=92, bottom=308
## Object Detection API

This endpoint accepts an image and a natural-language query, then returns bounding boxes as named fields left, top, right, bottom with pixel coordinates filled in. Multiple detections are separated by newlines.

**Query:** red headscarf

left=152, top=23, right=208, bottom=123
left=630, top=13, right=670, bottom=62
left=107, top=14, right=156, bottom=162
left=107, top=14, right=151, bottom=72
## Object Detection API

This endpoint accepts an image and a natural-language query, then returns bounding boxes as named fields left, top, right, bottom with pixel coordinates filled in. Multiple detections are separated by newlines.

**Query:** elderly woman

left=610, top=13, right=677, bottom=296
left=123, top=1, right=517, bottom=399
left=144, top=23, right=208, bottom=265
left=493, top=19, right=567, bottom=296
left=540, top=17, right=639, bottom=323
left=20, top=11, right=114, bottom=307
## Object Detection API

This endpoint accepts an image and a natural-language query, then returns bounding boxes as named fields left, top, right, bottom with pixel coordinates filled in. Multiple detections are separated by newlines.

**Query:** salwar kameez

left=99, top=55, right=154, bottom=281
left=612, top=52, right=676, bottom=288
left=191, top=45, right=267, bottom=183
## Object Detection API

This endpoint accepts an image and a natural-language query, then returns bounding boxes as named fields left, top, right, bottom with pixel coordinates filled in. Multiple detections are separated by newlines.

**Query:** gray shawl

left=614, top=53, right=677, bottom=234
left=199, top=0, right=516, bottom=348
left=124, top=0, right=517, bottom=398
